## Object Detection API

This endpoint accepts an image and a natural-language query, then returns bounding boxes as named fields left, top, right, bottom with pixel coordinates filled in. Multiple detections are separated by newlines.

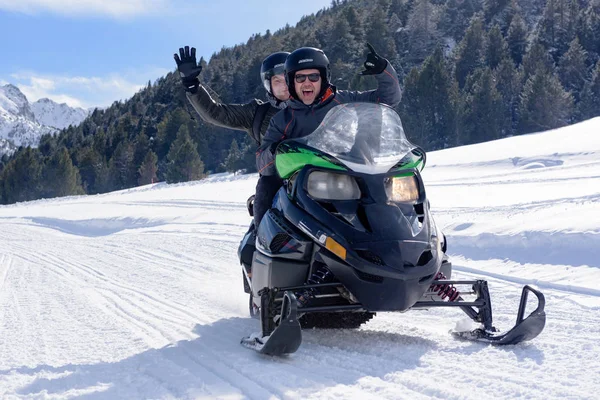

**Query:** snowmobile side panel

left=251, top=251, right=309, bottom=299
left=255, top=208, right=313, bottom=261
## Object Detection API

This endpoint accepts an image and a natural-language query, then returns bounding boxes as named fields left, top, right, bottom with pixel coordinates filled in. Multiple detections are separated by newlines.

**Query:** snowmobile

left=238, top=102, right=546, bottom=356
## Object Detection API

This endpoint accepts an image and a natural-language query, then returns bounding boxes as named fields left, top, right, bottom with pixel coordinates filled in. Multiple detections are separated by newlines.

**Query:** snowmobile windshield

left=287, top=103, right=416, bottom=174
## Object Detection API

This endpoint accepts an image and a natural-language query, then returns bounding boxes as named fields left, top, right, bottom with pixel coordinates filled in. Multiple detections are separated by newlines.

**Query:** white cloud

left=0, top=0, right=171, bottom=18
left=8, top=67, right=170, bottom=109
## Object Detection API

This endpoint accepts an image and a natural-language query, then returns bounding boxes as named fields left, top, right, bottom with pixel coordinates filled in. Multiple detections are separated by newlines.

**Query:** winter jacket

left=255, top=62, right=402, bottom=176
left=186, top=85, right=284, bottom=145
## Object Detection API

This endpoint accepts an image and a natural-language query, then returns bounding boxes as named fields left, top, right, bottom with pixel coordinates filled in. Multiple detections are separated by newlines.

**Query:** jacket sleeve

left=186, top=84, right=259, bottom=131
left=255, top=114, right=285, bottom=176
left=338, top=62, right=402, bottom=107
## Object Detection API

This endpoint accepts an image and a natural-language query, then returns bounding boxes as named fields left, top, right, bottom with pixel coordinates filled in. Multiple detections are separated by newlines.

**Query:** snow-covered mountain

left=0, top=84, right=90, bottom=156
left=30, top=97, right=90, bottom=130
left=0, top=118, right=598, bottom=399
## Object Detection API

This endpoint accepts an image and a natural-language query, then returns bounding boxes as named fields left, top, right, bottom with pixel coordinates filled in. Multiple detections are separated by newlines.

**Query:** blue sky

left=0, top=0, right=332, bottom=109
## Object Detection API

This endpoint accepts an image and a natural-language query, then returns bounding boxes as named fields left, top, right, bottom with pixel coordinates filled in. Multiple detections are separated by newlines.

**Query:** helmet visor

left=262, top=63, right=286, bottom=92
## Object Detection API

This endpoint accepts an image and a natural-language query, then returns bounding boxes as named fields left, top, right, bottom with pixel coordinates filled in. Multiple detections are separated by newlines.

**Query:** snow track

left=1, top=120, right=600, bottom=398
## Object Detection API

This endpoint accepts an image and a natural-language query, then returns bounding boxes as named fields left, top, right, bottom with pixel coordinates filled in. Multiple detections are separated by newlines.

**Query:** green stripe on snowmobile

left=276, top=143, right=347, bottom=179
left=390, top=152, right=424, bottom=172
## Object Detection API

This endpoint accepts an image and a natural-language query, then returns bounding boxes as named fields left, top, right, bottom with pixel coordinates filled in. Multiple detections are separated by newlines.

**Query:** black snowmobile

left=238, top=103, right=546, bottom=356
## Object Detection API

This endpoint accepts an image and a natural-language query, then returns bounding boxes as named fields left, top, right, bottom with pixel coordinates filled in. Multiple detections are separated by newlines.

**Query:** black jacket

left=186, top=86, right=285, bottom=145
left=256, top=62, right=402, bottom=176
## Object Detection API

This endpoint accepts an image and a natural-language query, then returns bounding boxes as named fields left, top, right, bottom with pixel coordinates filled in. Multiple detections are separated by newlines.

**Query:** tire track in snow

left=0, top=254, right=12, bottom=293
left=6, top=239, right=187, bottom=346
left=163, top=340, right=283, bottom=400
left=452, top=263, right=600, bottom=298
left=177, top=338, right=289, bottom=400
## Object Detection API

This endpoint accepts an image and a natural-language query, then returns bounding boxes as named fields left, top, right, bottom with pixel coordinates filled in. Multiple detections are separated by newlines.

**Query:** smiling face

left=270, top=74, right=289, bottom=102
left=294, top=68, right=322, bottom=105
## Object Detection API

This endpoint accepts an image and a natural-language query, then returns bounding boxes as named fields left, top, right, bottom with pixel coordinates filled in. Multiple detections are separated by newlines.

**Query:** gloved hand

left=360, top=43, right=388, bottom=75
left=173, top=46, right=203, bottom=93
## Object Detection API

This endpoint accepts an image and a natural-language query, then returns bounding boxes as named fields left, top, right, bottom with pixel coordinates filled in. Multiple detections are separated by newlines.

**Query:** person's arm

left=338, top=44, right=402, bottom=107
left=175, top=45, right=257, bottom=131
left=186, top=87, right=258, bottom=131
left=255, top=113, right=287, bottom=176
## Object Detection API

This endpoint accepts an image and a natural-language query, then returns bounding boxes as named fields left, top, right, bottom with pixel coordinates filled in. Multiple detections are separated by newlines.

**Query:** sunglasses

left=295, top=73, right=321, bottom=83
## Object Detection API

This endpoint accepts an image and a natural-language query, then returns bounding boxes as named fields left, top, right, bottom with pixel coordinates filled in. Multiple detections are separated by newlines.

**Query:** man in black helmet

left=174, top=46, right=290, bottom=269
left=253, top=43, right=402, bottom=225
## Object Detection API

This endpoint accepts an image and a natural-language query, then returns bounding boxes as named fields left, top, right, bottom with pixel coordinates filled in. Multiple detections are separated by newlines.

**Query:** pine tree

left=537, top=0, right=579, bottom=60
left=156, top=108, right=190, bottom=159
left=578, top=61, right=600, bottom=120
left=76, top=147, right=106, bottom=194
left=0, top=147, right=43, bottom=204
left=41, top=148, right=84, bottom=198
left=494, top=57, right=524, bottom=136
left=486, top=24, right=509, bottom=69
left=365, top=6, right=398, bottom=63
left=404, top=0, right=439, bottom=65
left=522, top=43, right=555, bottom=79
left=455, top=14, right=486, bottom=88
left=344, top=5, right=364, bottom=43
left=537, top=0, right=559, bottom=54
left=501, top=0, right=521, bottom=33
left=223, top=139, right=243, bottom=173
left=138, top=151, right=158, bottom=185
left=400, top=47, right=457, bottom=149
left=507, top=13, right=528, bottom=65
left=327, top=16, right=357, bottom=63
left=518, top=70, right=574, bottom=134
left=462, top=68, right=504, bottom=143
left=484, top=0, right=510, bottom=23
left=109, top=141, right=136, bottom=190
left=166, top=125, right=205, bottom=183
left=438, top=0, right=482, bottom=42
left=558, top=38, right=588, bottom=100
left=133, top=131, right=151, bottom=170
left=580, top=5, right=600, bottom=59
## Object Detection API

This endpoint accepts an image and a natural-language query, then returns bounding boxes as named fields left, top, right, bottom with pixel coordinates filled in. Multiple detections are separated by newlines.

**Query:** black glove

left=360, top=43, right=388, bottom=75
left=173, top=46, right=203, bottom=93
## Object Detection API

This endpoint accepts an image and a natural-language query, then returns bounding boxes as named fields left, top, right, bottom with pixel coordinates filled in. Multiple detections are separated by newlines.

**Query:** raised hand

left=360, top=43, right=388, bottom=75
left=174, top=46, right=203, bottom=93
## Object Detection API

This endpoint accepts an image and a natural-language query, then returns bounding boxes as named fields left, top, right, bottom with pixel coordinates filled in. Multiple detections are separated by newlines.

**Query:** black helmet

left=260, top=52, right=290, bottom=94
left=284, top=47, right=330, bottom=98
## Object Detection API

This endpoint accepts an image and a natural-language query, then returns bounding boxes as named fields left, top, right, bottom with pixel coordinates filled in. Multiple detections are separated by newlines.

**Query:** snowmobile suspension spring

left=296, top=264, right=333, bottom=306
left=431, top=272, right=461, bottom=302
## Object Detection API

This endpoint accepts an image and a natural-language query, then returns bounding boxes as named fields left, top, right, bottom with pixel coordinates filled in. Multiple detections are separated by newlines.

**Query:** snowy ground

left=1, top=118, right=599, bottom=399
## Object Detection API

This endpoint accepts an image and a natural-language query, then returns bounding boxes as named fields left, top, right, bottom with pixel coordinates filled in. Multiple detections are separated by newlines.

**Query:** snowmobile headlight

left=385, top=175, right=419, bottom=203
left=307, top=171, right=361, bottom=200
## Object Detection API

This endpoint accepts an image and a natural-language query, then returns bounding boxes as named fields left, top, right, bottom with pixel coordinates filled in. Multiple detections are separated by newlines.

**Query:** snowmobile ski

left=451, top=285, right=546, bottom=345
left=241, top=290, right=302, bottom=356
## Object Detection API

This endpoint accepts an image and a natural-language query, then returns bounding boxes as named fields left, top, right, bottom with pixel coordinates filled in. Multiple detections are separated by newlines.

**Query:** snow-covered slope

left=0, top=84, right=89, bottom=155
left=0, top=118, right=599, bottom=399
left=30, top=98, right=89, bottom=130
